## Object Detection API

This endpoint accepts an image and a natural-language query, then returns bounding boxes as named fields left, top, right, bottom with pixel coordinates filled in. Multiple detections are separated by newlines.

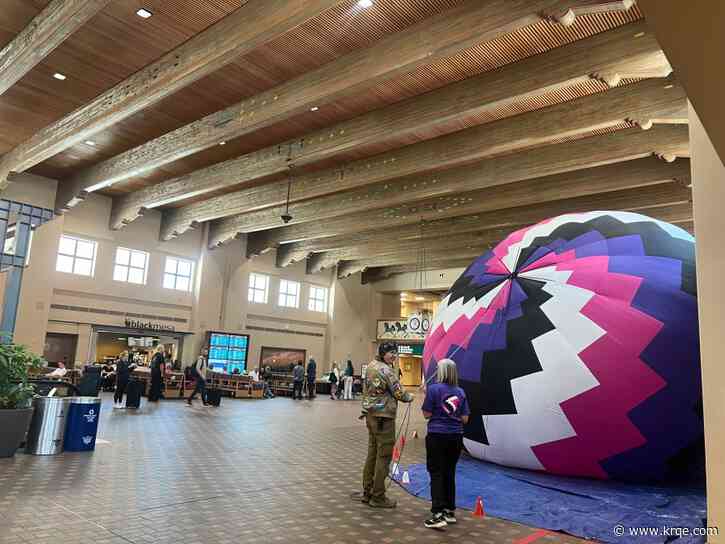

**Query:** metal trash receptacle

left=63, top=397, right=101, bottom=452
left=25, top=397, right=72, bottom=455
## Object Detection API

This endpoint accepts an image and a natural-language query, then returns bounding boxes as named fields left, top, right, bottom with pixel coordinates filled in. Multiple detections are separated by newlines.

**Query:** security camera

left=281, top=213, right=293, bottom=224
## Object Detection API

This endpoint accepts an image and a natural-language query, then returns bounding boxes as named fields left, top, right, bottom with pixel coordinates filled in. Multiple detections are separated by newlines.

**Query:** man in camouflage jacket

left=352, top=342, right=414, bottom=508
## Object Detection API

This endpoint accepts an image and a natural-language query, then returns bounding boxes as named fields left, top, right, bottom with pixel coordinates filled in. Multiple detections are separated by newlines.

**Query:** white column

left=690, top=103, right=725, bottom=541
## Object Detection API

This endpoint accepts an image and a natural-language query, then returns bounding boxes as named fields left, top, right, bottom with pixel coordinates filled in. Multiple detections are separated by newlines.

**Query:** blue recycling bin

left=63, top=397, right=101, bottom=452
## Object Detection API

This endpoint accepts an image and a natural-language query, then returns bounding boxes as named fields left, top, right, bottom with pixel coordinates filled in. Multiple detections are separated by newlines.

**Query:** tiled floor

left=0, top=394, right=586, bottom=544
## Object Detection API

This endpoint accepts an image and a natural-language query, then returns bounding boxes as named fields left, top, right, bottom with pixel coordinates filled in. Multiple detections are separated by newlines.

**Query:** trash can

left=63, top=397, right=101, bottom=452
left=25, top=397, right=72, bottom=455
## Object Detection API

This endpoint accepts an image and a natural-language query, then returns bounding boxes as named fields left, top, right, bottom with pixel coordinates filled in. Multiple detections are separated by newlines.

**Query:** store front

left=92, top=322, right=192, bottom=367
left=376, top=317, right=426, bottom=387
left=398, top=342, right=424, bottom=386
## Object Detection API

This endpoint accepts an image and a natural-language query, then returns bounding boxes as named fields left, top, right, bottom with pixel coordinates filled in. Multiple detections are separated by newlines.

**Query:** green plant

left=0, top=336, right=44, bottom=409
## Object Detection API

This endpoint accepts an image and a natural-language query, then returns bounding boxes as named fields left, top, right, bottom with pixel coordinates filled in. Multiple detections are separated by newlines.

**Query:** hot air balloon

left=423, top=211, right=702, bottom=482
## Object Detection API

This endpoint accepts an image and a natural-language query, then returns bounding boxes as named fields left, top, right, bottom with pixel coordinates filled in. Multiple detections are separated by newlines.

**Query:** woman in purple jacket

left=421, top=358, right=470, bottom=529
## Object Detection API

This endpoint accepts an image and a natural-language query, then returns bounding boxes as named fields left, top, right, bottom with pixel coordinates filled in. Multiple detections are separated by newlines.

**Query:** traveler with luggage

left=187, top=348, right=209, bottom=406
left=113, top=351, right=135, bottom=408
left=148, top=346, right=165, bottom=402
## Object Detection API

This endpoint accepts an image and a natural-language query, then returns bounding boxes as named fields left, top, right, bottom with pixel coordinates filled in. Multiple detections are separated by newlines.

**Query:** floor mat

left=392, top=457, right=707, bottom=543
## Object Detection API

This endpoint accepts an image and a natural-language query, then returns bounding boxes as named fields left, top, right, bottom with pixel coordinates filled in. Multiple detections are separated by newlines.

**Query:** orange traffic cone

left=473, top=496, right=485, bottom=518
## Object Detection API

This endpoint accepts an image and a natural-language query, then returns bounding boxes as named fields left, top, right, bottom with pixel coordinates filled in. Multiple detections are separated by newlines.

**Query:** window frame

left=55, top=234, right=97, bottom=277
left=278, top=279, right=301, bottom=308
left=247, top=272, right=270, bottom=304
left=308, top=285, right=329, bottom=313
left=163, top=256, right=194, bottom=292
left=113, top=246, right=149, bottom=285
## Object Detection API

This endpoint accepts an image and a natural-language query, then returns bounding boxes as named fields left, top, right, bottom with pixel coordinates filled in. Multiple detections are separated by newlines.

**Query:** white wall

left=689, top=103, right=725, bottom=541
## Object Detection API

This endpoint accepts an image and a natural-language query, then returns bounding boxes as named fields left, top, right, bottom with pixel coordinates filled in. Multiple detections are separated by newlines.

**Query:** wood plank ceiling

left=0, top=0, right=693, bottom=283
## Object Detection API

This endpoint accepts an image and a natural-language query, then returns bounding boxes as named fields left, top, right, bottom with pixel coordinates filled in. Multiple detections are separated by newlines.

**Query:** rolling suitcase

left=205, top=388, right=222, bottom=407
left=125, top=379, right=142, bottom=409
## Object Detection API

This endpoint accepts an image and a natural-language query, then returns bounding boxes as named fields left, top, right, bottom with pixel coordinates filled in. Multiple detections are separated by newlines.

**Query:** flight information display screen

left=207, top=332, right=249, bottom=374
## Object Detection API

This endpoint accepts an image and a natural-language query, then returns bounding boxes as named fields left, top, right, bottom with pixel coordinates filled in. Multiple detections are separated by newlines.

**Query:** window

left=163, top=256, right=194, bottom=292
left=308, top=285, right=328, bottom=313
left=248, top=273, right=269, bottom=304
left=56, top=235, right=97, bottom=276
left=113, top=247, right=149, bottom=284
left=278, top=279, right=300, bottom=308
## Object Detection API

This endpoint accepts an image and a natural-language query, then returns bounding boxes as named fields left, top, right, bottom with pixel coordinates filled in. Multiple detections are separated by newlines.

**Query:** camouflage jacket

left=361, top=360, right=413, bottom=419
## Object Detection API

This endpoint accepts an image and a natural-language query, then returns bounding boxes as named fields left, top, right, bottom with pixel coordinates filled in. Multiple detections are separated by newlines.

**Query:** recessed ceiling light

left=85, top=140, right=96, bottom=146
left=358, top=0, right=373, bottom=7
left=53, top=73, right=66, bottom=80
left=415, top=296, right=425, bottom=301
left=400, top=293, right=407, bottom=298
left=310, top=106, right=319, bottom=112
left=219, top=141, right=226, bottom=146
left=136, top=8, right=153, bottom=18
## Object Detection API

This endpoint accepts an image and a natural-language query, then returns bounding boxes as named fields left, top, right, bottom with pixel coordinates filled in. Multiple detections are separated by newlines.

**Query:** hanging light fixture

left=415, top=220, right=427, bottom=291
left=281, top=157, right=294, bottom=224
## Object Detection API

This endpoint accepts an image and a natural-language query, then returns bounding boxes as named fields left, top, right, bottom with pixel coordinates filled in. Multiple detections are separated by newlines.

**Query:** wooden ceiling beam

left=0, top=0, right=340, bottom=190
left=198, top=79, right=686, bottom=241
left=361, top=217, right=695, bottom=281
left=252, top=155, right=690, bottom=258
left=0, top=0, right=111, bottom=96
left=283, top=183, right=692, bottom=269
left=108, top=18, right=666, bottom=229
left=53, top=0, right=615, bottom=210
left=362, top=259, right=480, bottom=284
left=337, top=203, right=693, bottom=278
left=308, top=198, right=693, bottom=273
left=167, top=76, right=685, bottom=243
left=209, top=123, right=689, bottom=247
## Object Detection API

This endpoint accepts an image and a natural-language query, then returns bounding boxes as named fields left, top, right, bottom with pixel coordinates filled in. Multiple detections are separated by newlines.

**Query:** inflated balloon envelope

left=423, top=211, right=703, bottom=483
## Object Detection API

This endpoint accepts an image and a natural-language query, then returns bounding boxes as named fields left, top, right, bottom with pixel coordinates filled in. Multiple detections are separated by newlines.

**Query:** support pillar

left=690, top=104, right=725, bottom=541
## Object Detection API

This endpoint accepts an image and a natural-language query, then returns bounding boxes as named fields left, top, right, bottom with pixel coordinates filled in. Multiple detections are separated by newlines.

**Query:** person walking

left=292, top=360, right=305, bottom=400
left=421, top=359, right=470, bottom=529
left=306, top=358, right=317, bottom=399
left=113, top=351, right=133, bottom=408
left=328, top=362, right=340, bottom=400
left=187, top=348, right=208, bottom=406
left=343, top=360, right=354, bottom=400
left=351, top=342, right=414, bottom=509
left=148, top=346, right=165, bottom=402
left=262, top=365, right=275, bottom=399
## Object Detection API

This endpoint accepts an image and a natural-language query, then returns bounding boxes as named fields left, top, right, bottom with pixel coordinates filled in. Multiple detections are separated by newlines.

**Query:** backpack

left=329, top=371, right=338, bottom=384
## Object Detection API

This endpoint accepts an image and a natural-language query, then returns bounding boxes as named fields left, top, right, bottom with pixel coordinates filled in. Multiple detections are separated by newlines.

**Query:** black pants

left=307, top=379, right=315, bottom=399
left=426, top=433, right=463, bottom=513
left=148, top=371, right=162, bottom=401
left=293, top=381, right=303, bottom=399
left=189, top=377, right=206, bottom=402
left=114, top=379, right=128, bottom=403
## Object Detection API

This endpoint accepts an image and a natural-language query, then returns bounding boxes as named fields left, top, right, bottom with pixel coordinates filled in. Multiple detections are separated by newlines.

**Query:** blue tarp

left=393, top=457, right=707, bottom=543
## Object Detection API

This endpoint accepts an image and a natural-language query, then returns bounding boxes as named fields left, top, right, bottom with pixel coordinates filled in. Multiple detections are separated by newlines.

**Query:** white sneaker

left=443, top=510, right=457, bottom=524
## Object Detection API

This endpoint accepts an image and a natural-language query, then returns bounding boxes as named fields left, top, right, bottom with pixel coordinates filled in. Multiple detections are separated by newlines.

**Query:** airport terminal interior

left=0, top=1, right=724, bottom=543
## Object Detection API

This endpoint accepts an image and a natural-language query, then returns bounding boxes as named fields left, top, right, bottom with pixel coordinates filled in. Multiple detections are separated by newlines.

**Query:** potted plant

left=0, top=338, right=44, bottom=457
